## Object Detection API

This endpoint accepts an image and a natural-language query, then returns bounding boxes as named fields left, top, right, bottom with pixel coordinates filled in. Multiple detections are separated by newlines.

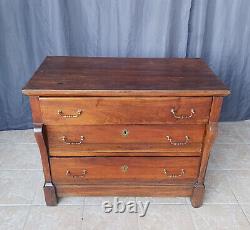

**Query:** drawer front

left=40, top=97, right=212, bottom=125
left=46, top=125, right=205, bottom=154
left=50, top=157, right=200, bottom=184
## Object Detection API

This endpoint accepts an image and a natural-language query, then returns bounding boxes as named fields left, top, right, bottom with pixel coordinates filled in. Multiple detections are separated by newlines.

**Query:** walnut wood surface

left=49, top=151, right=202, bottom=157
left=43, top=182, right=57, bottom=206
left=30, top=96, right=58, bottom=205
left=22, top=57, right=230, bottom=97
left=191, top=183, right=205, bottom=208
left=50, top=157, right=200, bottom=185
left=190, top=97, right=224, bottom=207
left=39, top=97, right=212, bottom=125
left=56, top=184, right=193, bottom=197
left=46, top=124, right=205, bottom=154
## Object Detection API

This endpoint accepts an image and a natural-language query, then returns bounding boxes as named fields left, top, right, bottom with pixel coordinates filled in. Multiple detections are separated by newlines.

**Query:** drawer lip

left=50, top=156, right=200, bottom=185
left=55, top=183, right=194, bottom=197
left=48, top=143, right=203, bottom=155
left=49, top=150, right=202, bottom=157
left=46, top=124, right=205, bottom=143
left=23, top=89, right=230, bottom=97
left=39, top=97, right=212, bottom=125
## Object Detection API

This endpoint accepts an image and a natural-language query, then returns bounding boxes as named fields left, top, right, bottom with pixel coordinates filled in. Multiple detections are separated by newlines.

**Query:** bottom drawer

left=50, top=157, right=200, bottom=184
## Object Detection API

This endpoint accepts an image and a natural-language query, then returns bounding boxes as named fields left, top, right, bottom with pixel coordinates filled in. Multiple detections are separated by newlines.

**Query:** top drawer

left=39, top=97, right=212, bottom=125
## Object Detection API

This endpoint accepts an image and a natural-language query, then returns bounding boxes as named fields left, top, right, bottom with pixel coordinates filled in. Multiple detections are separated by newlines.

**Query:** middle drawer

left=46, top=125, right=205, bottom=156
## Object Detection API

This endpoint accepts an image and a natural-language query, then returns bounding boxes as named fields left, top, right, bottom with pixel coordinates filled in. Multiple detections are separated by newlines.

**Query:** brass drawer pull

left=166, top=135, right=190, bottom=146
left=58, top=109, right=82, bottom=118
left=121, top=165, right=128, bottom=173
left=171, top=108, right=195, bottom=119
left=62, top=136, right=85, bottom=145
left=163, top=169, right=185, bottom=178
left=66, top=169, right=87, bottom=178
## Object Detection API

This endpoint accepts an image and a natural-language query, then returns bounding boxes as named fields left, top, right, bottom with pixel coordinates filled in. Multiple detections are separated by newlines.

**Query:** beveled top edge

left=22, top=56, right=230, bottom=97
left=22, top=89, right=230, bottom=97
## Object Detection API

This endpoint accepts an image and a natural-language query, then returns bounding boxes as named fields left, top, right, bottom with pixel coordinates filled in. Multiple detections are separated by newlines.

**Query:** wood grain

left=190, top=97, right=224, bottom=207
left=49, top=151, right=202, bottom=157
left=43, top=182, right=58, bottom=206
left=22, top=57, right=230, bottom=97
left=50, top=157, right=200, bottom=184
left=56, top=184, right=194, bottom=197
left=29, top=96, right=42, bottom=123
left=29, top=96, right=58, bottom=205
left=39, top=97, right=212, bottom=125
left=46, top=124, right=205, bottom=154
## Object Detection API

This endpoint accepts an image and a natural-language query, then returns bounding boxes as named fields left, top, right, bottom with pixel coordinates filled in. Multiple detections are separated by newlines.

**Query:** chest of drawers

left=22, top=57, right=229, bottom=207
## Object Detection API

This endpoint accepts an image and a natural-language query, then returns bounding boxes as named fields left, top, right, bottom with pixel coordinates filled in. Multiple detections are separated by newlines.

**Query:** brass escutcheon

left=121, top=129, right=129, bottom=137
left=121, top=165, right=129, bottom=173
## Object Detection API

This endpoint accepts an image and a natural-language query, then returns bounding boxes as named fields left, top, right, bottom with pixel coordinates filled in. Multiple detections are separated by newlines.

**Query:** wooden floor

left=0, top=121, right=250, bottom=229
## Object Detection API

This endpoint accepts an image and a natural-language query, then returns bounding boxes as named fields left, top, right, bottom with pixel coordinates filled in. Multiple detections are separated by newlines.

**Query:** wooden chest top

left=22, top=56, right=230, bottom=97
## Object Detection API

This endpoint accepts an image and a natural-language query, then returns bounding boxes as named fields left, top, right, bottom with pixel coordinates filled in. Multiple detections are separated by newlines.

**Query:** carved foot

left=190, top=183, right=205, bottom=208
left=43, top=182, right=58, bottom=206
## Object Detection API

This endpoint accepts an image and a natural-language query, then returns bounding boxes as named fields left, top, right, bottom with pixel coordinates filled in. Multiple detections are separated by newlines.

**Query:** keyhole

left=122, top=129, right=129, bottom=137
left=121, top=165, right=128, bottom=173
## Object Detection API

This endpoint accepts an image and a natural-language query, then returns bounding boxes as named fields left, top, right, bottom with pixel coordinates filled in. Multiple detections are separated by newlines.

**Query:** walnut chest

left=22, top=56, right=230, bottom=207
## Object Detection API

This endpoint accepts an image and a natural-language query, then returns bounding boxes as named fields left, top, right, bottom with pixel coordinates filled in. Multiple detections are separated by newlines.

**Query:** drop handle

left=66, top=169, right=88, bottom=178
left=171, top=108, right=195, bottom=119
left=58, top=109, right=82, bottom=118
left=62, top=136, right=85, bottom=145
left=166, top=135, right=190, bottom=146
left=163, top=169, right=185, bottom=178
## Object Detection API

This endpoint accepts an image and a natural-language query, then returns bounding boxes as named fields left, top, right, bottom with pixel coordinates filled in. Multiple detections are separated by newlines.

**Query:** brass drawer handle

left=163, top=169, right=185, bottom=178
left=121, top=165, right=128, bottom=173
left=58, top=109, right=82, bottom=118
left=166, top=135, right=190, bottom=146
left=171, top=108, right=195, bottom=119
left=66, top=169, right=87, bottom=178
left=62, top=136, right=85, bottom=145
